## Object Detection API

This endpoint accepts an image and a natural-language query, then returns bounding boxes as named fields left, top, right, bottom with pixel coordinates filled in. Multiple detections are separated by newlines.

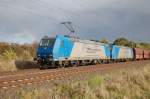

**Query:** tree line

left=100, top=37, right=150, bottom=50
left=0, top=42, right=38, bottom=60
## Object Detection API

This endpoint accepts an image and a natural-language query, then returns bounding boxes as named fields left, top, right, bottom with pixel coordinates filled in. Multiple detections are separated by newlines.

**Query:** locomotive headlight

left=48, top=54, right=52, bottom=58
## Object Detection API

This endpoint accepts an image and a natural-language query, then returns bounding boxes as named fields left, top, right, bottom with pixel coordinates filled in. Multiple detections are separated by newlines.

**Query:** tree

left=113, top=37, right=129, bottom=46
left=139, top=42, right=150, bottom=50
left=100, top=38, right=109, bottom=44
left=126, top=41, right=137, bottom=48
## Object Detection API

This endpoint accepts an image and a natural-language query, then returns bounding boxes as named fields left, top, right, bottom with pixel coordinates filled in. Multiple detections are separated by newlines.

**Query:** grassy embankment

left=0, top=43, right=37, bottom=71
left=0, top=49, right=36, bottom=71
left=1, top=64, right=150, bottom=99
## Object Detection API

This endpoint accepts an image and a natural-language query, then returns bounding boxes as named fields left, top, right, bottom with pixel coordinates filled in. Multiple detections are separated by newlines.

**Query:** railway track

left=0, top=60, right=150, bottom=90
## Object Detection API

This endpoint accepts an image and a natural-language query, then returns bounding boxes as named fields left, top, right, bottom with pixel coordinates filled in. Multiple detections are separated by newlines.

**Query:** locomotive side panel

left=53, top=35, right=74, bottom=60
left=69, top=41, right=110, bottom=60
left=112, top=45, right=134, bottom=60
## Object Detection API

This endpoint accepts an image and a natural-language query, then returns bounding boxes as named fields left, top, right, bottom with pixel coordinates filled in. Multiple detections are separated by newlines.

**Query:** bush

left=113, top=37, right=129, bottom=46
left=2, top=49, right=17, bottom=60
left=0, top=42, right=38, bottom=60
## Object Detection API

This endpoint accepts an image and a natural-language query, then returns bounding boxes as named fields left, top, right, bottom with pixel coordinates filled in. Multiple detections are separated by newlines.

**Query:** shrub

left=2, top=49, right=17, bottom=60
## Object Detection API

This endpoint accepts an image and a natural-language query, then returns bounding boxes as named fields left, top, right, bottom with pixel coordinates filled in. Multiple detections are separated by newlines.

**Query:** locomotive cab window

left=39, top=38, right=55, bottom=47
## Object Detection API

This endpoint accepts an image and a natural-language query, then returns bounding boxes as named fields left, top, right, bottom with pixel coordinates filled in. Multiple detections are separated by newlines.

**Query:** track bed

left=0, top=60, right=150, bottom=90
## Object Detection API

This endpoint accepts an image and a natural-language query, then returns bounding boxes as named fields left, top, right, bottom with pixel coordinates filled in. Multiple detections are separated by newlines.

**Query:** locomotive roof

left=42, top=36, right=55, bottom=39
left=64, top=35, right=110, bottom=46
left=113, top=44, right=132, bottom=49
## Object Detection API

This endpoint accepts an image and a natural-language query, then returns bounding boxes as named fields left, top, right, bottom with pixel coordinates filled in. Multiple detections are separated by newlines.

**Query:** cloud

left=0, top=0, right=150, bottom=43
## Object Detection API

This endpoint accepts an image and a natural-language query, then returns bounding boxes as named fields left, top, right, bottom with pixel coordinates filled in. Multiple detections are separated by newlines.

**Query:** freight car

left=35, top=35, right=111, bottom=69
left=143, top=50, right=150, bottom=59
left=149, top=51, right=150, bottom=59
left=133, top=48, right=144, bottom=60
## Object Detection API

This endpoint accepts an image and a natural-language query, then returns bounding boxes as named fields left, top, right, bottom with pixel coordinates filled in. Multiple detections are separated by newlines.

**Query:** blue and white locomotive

left=35, top=35, right=111, bottom=69
left=35, top=34, right=149, bottom=69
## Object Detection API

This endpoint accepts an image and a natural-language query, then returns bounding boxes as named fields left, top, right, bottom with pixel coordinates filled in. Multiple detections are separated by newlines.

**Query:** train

left=34, top=35, right=150, bottom=69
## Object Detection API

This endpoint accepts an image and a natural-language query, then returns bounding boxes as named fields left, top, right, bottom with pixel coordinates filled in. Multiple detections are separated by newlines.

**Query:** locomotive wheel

left=80, top=60, right=86, bottom=66
left=96, top=60, right=100, bottom=64
left=72, top=61, right=79, bottom=67
left=97, top=60, right=102, bottom=64
left=39, top=63, right=49, bottom=70
left=92, top=60, right=99, bottom=65
left=59, top=61, right=66, bottom=68
left=62, top=61, right=66, bottom=68
left=39, top=66, right=43, bottom=70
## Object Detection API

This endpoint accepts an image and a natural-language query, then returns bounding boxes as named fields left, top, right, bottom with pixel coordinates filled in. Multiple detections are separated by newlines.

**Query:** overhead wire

left=0, top=0, right=83, bottom=23
left=0, top=0, right=82, bottom=35
left=0, top=1, right=60, bottom=24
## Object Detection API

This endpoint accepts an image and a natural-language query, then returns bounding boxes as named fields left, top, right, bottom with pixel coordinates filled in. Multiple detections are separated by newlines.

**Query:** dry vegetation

left=1, top=64, right=150, bottom=99
left=0, top=60, right=17, bottom=71
left=0, top=42, right=38, bottom=71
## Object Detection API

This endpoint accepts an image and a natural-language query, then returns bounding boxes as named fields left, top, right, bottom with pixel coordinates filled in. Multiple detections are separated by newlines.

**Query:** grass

left=88, top=76, right=104, bottom=88
left=1, top=64, right=150, bottom=99
left=0, top=60, right=17, bottom=71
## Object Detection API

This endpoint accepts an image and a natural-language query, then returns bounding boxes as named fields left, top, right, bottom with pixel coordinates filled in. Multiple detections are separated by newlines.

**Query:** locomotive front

left=35, top=36, right=56, bottom=66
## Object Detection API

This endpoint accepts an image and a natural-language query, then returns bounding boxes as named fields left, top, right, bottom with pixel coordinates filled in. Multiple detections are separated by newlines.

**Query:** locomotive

left=35, top=35, right=150, bottom=69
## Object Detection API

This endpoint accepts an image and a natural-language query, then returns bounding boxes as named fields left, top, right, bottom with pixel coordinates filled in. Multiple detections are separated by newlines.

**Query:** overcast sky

left=0, top=0, right=150, bottom=44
